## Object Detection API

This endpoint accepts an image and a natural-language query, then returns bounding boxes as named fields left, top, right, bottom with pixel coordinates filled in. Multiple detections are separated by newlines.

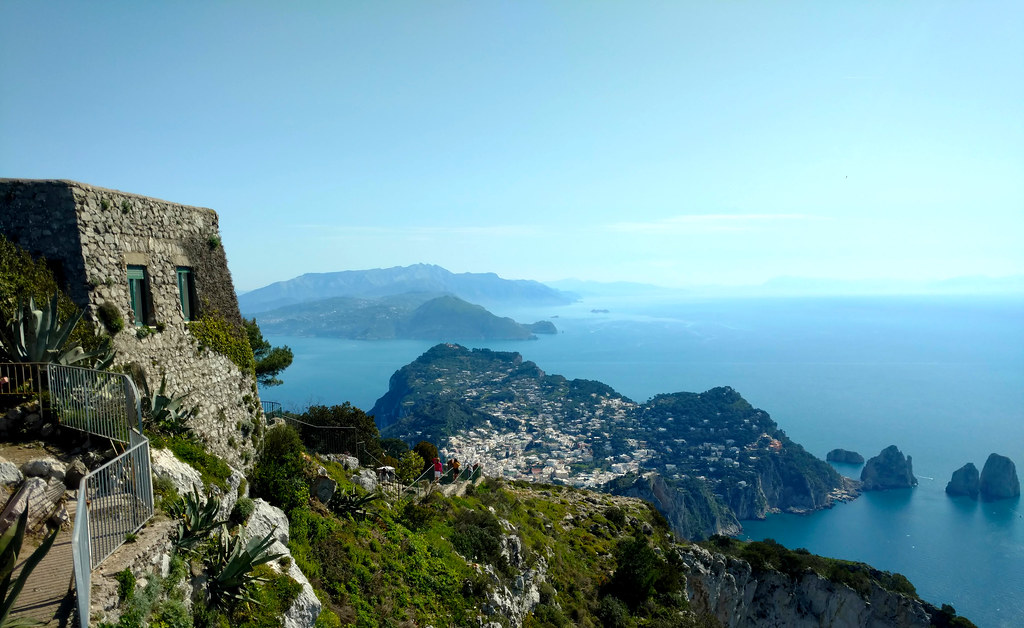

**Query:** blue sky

left=2, top=1, right=1022, bottom=291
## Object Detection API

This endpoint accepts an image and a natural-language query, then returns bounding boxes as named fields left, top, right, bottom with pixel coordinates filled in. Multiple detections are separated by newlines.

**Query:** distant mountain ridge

left=239, top=263, right=577, bottom=314
left=253, top=293, right=557, bottom=341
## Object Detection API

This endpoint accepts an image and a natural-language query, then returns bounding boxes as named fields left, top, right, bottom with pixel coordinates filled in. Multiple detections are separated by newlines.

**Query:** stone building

left=0, top=178, right=261, bottom=468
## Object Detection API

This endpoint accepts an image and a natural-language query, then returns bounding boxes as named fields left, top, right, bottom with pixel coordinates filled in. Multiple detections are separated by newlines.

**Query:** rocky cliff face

left=610, top=473, right=740, bottom=540
left=678, top=544, right=937, bottom=628
left=861, top=445, right=917, bottom=491
left=945, top=462, right=980, bottom=499
left=979, top=453, right=1020, bottom=501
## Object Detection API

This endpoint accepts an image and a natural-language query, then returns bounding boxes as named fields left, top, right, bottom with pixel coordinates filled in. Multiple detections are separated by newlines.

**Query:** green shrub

left=115, top=568, right=136, bottom=603
left=598, top=595, right=635, bottom=628
left=452, top=508, right=506, bottom=569
left=98, top=301, right=125, bottom=334
left=149, top=599, right=191, bottom=628
left=153, top=476, right=180, bottom=513
left=189, top=311, right=255, bottom=374
left=166, top=436, right=232, bottom=491
left=231, top=497, right=255, bottom=525
left=606, top=535, right=668, bottom=609
left=604, top=506, right=627, bottom=527
left=252, top=424, right=309, bottom=513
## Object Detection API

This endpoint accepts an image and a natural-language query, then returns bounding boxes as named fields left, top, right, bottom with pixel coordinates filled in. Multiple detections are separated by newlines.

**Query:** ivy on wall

left=188, top=310, right=255, bottom=374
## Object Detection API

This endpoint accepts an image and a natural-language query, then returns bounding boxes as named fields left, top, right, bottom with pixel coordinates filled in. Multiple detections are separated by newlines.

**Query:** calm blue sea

left=263, top=295, right=1024, bottom=627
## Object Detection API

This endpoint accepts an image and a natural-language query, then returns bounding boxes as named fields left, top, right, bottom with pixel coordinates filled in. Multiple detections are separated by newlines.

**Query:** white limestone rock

left=242, top=499, right=320, bottom=628
left=20, top=457, right=66, bottom=482
left=480, top=535, right=546, bottom=628
left=213, top=465, right=246, bottom=519
left=150, top=448, right=203, bottom=496
left=352, top=468, right=378, bottom=493
left=0, top=457, right=23, bottom=486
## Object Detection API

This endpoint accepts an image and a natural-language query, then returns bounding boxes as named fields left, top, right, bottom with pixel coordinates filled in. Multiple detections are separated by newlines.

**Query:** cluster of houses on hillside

left=438, top=393, right=658, bottom=488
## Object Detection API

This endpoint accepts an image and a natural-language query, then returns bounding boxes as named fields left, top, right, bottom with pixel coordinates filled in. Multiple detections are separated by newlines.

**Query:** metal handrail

left=46, top=363, right=142, bottom=443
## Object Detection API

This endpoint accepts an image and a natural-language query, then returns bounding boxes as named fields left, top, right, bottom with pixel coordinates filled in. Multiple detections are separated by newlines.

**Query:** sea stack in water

left=861, top=445, right=917, bottom=490
left=979, top=453, right=1020, bottom=501
left=826, top=449, right=864, bottom=465
left=945, top=463, right=980, bottom=499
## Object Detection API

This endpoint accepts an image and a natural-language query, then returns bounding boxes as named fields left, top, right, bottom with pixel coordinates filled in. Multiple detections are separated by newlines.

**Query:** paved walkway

left=9, top=500, right=77, bottom=628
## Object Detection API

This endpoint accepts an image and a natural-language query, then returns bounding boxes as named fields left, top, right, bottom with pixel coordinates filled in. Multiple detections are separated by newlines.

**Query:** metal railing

left=47, top=363, right=142, bottom=443
left=281, top=415, right=358, bottom=456
left=0, top=362, right=45, bottom=401
left=82, top=431, right=153, bottom=567
left=71, top=430, right=153, bottom=625
left=261, top=400, right=282, bottom=419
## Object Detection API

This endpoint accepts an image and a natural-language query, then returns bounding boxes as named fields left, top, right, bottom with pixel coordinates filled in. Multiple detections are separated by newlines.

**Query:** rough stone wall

left=0, top=179, right=260, bottom=468
left=0, top=180, right=91, bottom=305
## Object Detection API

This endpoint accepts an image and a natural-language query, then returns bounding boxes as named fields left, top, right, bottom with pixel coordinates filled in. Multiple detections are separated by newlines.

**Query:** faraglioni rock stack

left=978, top=453, right=1020, bottom=501
left=861, top=445, right=918, bottom=490
left=945, top=463, right=980, bottom=499
left=826, top=448, right=865, bottom=464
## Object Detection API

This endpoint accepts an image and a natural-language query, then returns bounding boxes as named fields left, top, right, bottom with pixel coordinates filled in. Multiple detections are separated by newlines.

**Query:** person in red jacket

left=433, top=457, right=443, bottom=482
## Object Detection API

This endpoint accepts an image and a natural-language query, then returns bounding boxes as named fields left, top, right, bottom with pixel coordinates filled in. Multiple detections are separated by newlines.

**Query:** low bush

left=230, top=497, right=255, bottom=525
left=166, top=436, right=232, bottom=491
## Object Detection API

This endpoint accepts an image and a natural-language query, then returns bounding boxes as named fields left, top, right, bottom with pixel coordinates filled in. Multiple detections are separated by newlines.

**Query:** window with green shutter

left=177, top=267, right=197, bottom=321
left=127, top=265, right=150, bottom=325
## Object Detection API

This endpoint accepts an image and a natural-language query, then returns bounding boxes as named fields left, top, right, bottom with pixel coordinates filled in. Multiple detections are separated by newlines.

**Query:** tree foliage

left=413, top=440, right=439, bottom=472
left=0, top=235, right=106, bottom=356
left=299, top=403, right=384, bottom=465
left=252, top=424, right=310, bottom=513
left=244, top=318, right=293, bottom=387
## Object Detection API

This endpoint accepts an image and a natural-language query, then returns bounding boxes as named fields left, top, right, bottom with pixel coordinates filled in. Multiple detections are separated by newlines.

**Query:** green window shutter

left=177, top=267, right=193, bottom=321
left=127, top=265, right=148, bottom=325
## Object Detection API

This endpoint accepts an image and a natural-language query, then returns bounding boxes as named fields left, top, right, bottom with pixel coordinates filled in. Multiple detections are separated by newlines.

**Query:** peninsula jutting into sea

left=372, top=343, right=859, bottom=540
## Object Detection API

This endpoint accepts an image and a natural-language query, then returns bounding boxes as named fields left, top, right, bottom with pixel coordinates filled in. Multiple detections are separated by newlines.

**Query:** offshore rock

left=826, top=448, right=865, bottom=465
left=679, top=544, right=935, bottom=628
left=979, top=453, right=1020, bottom=501
left=861, top=445, right=917, bottom=491
left=945, top=463, right=980, bottom=499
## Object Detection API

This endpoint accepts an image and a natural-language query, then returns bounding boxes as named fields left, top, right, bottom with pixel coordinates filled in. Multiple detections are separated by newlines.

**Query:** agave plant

left=168, top=487, right=225, bottom=551
left=205, top=525, right=284, bottom=610
left=0, top=506, right=59, bottom=628
left=327, top=488, right=382, bottom=520
left=0, top=296, right=114, bottom=368
left=141, top=374, right=195, bottom=436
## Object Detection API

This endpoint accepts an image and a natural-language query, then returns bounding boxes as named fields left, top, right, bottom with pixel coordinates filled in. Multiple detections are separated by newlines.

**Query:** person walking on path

left=433, top=457, right=443, bottom=482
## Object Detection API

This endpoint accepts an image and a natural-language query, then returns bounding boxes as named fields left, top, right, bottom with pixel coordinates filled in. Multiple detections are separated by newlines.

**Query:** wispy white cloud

left=604, top=213, right=826, bottom=234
